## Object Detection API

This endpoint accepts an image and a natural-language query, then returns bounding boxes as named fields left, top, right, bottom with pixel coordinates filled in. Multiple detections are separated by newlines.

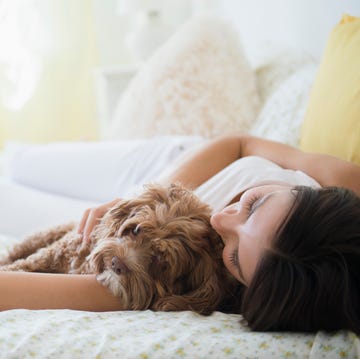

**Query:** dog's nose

left=111, top=256, right=129, bottom=275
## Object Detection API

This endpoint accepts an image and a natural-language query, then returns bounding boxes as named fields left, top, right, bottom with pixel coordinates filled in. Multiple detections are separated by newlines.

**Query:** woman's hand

left=77, top=198, right=121, bottom=247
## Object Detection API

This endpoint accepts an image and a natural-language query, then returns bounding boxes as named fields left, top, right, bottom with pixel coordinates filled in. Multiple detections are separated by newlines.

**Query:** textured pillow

left=300, top=14, right=360, bottom=164
left=106, top=16, right=260, bottom=139
left=251, top=53, right=317, bottom=147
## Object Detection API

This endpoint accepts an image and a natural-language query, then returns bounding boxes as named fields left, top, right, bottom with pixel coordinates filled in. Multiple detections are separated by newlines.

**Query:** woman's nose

left=210, top=205, right=242, bottom=237
left=221, top=203, right=240, bottom=215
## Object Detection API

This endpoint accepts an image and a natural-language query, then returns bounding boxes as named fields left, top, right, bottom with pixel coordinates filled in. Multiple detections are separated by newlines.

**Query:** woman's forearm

left=159, top=136, right=243, bottom=189
left=0, top=272, right=123, bottom=311
left=240, top=135, right=360, bottom=195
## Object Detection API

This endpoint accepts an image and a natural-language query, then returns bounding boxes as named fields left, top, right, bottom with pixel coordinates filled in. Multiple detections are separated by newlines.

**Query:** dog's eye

left=132, top=225, right=141, bottom=235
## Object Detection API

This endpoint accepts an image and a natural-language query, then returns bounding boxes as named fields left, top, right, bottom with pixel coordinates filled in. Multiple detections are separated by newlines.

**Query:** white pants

left=0, top=136, right=204, bottom=238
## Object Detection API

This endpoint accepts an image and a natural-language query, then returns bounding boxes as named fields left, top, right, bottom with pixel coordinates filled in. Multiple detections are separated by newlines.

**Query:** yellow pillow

left=300, top=14, right=360, bottom=165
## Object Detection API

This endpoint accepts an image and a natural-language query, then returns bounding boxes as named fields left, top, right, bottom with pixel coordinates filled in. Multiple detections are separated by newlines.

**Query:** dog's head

left=88, top=183, right=236, bottom=314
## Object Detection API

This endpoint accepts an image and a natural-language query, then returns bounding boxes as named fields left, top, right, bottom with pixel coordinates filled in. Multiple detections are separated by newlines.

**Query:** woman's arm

left=0, top=272, right=123, bottom=311
left=158, top=136, right=243, bottom=189
left=239, top=134, right=360, bottom=196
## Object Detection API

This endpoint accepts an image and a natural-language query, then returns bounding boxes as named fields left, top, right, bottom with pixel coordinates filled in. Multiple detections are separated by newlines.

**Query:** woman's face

left=210, top=184, right=295, bottom=286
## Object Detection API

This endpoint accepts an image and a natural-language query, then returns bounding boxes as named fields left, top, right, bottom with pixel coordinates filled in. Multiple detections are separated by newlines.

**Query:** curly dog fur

left=0, top=183, right=240, bottom=314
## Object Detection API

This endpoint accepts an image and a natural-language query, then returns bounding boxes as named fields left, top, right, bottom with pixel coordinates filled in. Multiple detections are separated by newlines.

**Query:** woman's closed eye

left=229, top=249, right=238, bottom=268
left=245, top=194, right=261, bottom=218
left=229, top=249, right=245, bottom=283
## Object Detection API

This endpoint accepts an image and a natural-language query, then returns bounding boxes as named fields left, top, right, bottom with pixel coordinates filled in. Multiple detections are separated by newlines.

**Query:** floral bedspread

left=0, top=309, right=359, bottom=358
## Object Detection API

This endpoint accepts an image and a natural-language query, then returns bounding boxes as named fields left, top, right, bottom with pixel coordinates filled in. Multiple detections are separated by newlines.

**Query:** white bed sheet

left=0, top=177, right=95, bottom=239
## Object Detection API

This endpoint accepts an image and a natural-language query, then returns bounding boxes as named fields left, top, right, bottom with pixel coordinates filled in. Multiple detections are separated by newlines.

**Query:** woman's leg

left=3, top=136, right=203, bottom=202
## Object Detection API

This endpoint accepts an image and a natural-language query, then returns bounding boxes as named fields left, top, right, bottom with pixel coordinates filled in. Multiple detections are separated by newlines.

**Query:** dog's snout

left=111, top=256, right=129, bottom=275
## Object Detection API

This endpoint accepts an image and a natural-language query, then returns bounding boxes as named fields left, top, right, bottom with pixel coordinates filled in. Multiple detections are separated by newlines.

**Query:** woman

left=1, top=134, right=360, bottom=333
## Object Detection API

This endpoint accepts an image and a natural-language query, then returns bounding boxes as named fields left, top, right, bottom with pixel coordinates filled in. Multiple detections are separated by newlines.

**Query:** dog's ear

left=152, top=275, right=222, bottom=315
left=152, top=257, right=224, bottom=315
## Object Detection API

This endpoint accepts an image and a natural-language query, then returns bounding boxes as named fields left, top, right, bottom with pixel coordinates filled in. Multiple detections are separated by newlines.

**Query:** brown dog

left=0, top=183, right=240, bottom=314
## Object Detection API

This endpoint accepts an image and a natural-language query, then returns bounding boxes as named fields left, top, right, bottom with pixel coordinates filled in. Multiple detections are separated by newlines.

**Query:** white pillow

left=250, top=59, right=317, bottom=147
left=106, top=16, right=260, bottom=139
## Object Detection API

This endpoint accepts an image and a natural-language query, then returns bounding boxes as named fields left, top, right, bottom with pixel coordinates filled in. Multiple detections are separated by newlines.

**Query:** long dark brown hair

left=240, top=186, right=360, bottom=334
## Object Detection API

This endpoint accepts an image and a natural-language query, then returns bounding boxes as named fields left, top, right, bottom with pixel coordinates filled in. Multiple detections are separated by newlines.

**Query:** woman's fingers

left=77, top=208, right=91, bottom=235
left=78, top=198, right=122, bottom=247
left=82, top=208, right=104, bottom=242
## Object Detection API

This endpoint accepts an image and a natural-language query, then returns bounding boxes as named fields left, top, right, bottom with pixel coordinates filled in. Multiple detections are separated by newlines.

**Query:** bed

left=1, top=1, right=360, bottom=358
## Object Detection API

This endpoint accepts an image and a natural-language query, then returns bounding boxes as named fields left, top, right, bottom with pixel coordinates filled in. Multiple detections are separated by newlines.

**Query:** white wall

left=92, top=0, right=195, bottom=65
left=219, top=0, right=360, bottom=60
left=92, top=0, right=360, bottom=65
